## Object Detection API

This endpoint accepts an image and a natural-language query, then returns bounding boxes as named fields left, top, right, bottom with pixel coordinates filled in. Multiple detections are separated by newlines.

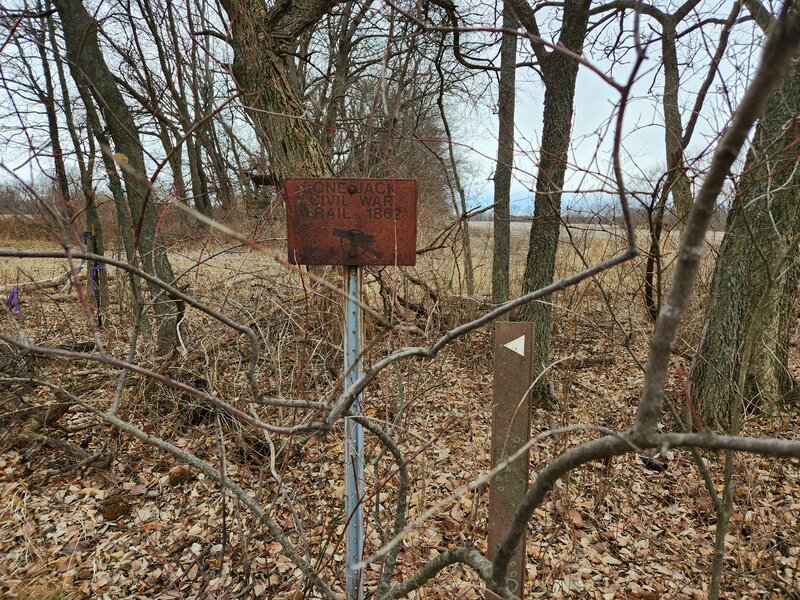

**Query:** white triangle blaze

left=503, top=334, right=526, bottom=357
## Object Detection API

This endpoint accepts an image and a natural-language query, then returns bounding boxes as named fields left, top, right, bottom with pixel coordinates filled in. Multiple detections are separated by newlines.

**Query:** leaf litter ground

left=1, top=250, right=799, bottom=600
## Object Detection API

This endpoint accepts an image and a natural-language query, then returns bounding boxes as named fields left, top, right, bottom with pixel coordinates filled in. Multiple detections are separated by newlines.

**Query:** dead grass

left=16, top=588, right=72, bottom=600
left=0, top=215, right=57, bottom=248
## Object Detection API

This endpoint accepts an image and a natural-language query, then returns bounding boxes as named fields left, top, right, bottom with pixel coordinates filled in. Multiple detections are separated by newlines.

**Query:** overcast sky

left=0, top=0, right=761, bottom=218
left=456, top=2, right=758, bottom=214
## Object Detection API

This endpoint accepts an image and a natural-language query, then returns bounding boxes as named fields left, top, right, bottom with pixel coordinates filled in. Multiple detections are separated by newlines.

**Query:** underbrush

left=2, top=222, right=798, bottom=598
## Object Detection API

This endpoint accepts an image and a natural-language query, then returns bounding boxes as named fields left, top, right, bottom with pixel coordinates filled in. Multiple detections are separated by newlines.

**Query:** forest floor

left=1, top=221, right=799, bottom=599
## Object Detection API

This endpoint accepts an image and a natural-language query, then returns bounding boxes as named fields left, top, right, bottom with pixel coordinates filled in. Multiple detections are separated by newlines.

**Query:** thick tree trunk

left=691, top=60, right=800, bottom=429
left=519, top=0, right=591, bottom=408
left=491, top=4, right=517, bottom=303
left=53, top=0, right=177, bottom=354
left=218, top=0, right=334, bottom=179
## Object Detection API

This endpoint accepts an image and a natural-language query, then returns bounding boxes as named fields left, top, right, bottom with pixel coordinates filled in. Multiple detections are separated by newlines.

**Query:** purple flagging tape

left=91, top=263, right=106, bottom=294
left=7, top=286, right=20, bottom=314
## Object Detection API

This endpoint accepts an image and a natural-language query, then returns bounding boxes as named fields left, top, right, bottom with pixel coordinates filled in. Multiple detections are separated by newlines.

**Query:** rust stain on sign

left=284, top=178, right=417, bottom=266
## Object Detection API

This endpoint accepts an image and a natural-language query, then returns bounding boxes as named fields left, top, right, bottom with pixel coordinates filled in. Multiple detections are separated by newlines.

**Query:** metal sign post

left=343, top=264, right=364, bottom=600
left=283, top=178, right=417, bottom=599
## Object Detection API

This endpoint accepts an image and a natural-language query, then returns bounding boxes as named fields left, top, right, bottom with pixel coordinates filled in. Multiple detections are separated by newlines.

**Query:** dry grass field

left=1, top=215, right=798, bottom=599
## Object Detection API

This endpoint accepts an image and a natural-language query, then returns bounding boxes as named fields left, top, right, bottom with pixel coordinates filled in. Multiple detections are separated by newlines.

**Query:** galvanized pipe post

left=343, top=265, right=365, bottom=600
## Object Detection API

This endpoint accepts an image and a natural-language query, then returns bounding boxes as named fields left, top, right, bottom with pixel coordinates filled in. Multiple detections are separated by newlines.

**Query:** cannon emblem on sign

left=333, top=228, right=380, bottom=258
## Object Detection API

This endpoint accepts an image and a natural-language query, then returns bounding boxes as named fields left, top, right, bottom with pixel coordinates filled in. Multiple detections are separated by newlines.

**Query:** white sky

left=0, top=0, right=763, bottom=217
left=454, top=2, right=760, bottom=214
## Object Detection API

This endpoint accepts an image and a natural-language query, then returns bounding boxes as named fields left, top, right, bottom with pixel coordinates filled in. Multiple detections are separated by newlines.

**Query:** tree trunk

left=202, top=126, right=236, bottom=211
left=644, top=19, right=695, bottom=321
left=691, top=57, right=800, bottom=429
left=434, top=42, right=474, bottom=296
left=491, top=4, right=517, bottom=303
left=33, top=10, right=71, bottom=224
left=53, top=0, right=177, bottom=354
left=190, top=0, right=235, bottom=212
left=47, top=3, right=108, bottom=309
left=320, top=2, right=355, bottom=161
left=517, top=0, right=591, bottom=409
left=218, top=0, right=333, bottom=179
left=156, top=123, right=189, bottom=205
left=441, top=121, right=475, bottom=297
left=119, top=1, right=189, bottom=208
left=661, top=22, right=694, bottom=224
left=162, top=0, right=213, bottom=217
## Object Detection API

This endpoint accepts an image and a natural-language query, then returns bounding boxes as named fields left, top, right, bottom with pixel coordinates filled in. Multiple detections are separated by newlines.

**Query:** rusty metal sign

left=488, top=322, right=534, bottom=599
left=284, top=178, right=417, bottom=266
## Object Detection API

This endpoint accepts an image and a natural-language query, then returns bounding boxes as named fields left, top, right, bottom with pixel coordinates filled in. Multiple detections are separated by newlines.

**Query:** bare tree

left=217, top=0, right=334, bottom=180
left=508, top=0, right=593, bottom=410
left=52, top=0, right=179, bottom=353
left=593, top=0, right=741, bottom=320
left=691, top=0, right=800, bottom=428
left=2, top=1, right=800, bottom=599
left=491, top=1, right=517, bottom=303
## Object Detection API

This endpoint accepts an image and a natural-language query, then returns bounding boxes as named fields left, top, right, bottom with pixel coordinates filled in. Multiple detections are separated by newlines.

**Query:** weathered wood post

left=488, top=322, right=534, bottom=598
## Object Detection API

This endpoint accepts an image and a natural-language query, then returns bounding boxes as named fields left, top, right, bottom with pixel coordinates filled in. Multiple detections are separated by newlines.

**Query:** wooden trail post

left=488, top=322, right=534, bottom=599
